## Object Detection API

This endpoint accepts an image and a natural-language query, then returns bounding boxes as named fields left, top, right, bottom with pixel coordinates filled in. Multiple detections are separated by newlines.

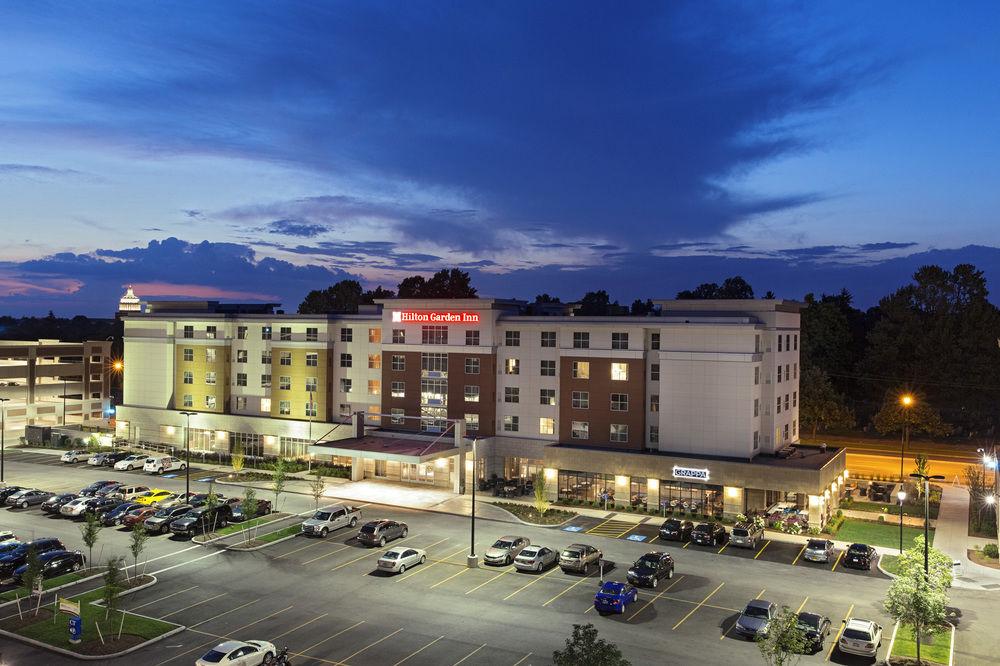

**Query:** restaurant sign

left=391, top=311, right=481, bottom=324
left=672, top=465, right=710, bottom=482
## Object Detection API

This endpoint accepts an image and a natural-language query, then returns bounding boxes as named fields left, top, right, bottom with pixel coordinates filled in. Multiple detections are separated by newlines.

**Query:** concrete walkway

left=932, top=484, right=1000, bottom=590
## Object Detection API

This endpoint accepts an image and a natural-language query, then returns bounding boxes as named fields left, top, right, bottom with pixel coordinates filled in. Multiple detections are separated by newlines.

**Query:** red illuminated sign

left=391, top=311, right=480, bottom=324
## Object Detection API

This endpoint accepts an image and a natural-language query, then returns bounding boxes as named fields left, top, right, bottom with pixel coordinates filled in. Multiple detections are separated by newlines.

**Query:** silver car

left=483, top=535, right=530, bottom=566
left=6, top=489, right=53, bottom=509
left=377, top=546, right=427, bottom=574
left=803, top=539, right=835, bottom=563
left=513, top=545, right=558, bottom=572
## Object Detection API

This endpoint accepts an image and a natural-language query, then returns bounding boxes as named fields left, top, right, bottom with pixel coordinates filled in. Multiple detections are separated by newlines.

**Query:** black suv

left=100, top=502, right=142, bottom=526
left=627, top=551, right=674, bottom=588
left=843, top=543, right=877, bottom=570
left=0, top=538, right=65, bottom=579
left=357, top=520, right=408, bottom=547
left=82, top=496, right=123, bottom=517
left=691, top=522, right=727, bottom=546
left=169, top=504, right=233, bottom=537
left=658, top=518, right=694, bottom=542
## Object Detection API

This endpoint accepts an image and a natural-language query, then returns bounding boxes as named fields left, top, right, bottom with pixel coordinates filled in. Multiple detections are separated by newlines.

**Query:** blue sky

left=0, top=1, right=998, bottom=315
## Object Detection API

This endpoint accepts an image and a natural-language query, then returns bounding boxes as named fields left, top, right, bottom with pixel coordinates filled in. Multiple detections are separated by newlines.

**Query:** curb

left=483, top=501, right=579, bottom=529
left=0, top=569, right=108, bottom=611
left=192, top=513, right=290, bottom=546
left=320, top=492, right=521, bottom=526
left=883, top=620, right=955, bottom=666
left=226, top=531, right=300, bottom=552
left=876, top=556, right=898, bottom=579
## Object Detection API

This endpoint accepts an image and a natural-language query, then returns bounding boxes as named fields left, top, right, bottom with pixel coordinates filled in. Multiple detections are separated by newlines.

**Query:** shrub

left=807, top=527, right=821, bottom=535
left=836, top=509, right=843, bottom=518
left=983, top=543, right=999, bottom=559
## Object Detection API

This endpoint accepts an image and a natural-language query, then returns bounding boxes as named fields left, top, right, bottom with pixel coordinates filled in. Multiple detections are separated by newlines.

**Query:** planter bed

left=490, top=502, right=576, bottom=525
left=890, top=623, right=951, bottom=665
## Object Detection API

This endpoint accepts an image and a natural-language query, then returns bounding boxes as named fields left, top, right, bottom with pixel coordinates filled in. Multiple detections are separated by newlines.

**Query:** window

left=279, top=326, right=292, bottom=341
left=611, top=362, right=628, bottom=381
left=610, top=424, right=629, bottom=443
left=205, top=348, right=217, bottom=363
left=261, top=374, right=271, bottom=388
left=340, top=378, right=352, bottom=393
left=465, top=414, right=479, bottom=431
left=572, top=361, right=590, bottom=379
left=505, top=330, right=520, bottom=346
left=390, top=381, right=405, bottom=398
left=793, top=391, right=797, bottom=407
left=279, top=400, right=291, bottom=415
left=754, top=367, right=760, bottom=385
left=505, top=358, right=520, bottom=375
left=392, top=329, right=405, bottom=344
left=392, top=355, right=406, bottom=371
left=503, top=415, right=519, bottom=432
left=539, top=417, right=555, bottom=435
left=571, top=391, right=590, bottom=409
left=540, top=360, right=556, bottom=376
left=236, top=349, right=247, bottom=363
left=279, top=376, right=291, bottom=390
left=786, top=334, right=790, bottom=352
left=305, top=377, right=317, bottom=392
left=306, top=327, right=318, bottom=342
left=237, top=326, right=247, bottom=340
left=261, top=326, right=271, bottom=340
left=206, top=395, right=217, bottom=409
left=235, top=396, right=247, bottom=410
left=465, top=357, right=480, bottom=375
left=649, top=425, right=659, bottom=444
left=651, top=363, right=660, bottom=381
left=341, top=328, right=353, bottom=342
left=339, top=403, right=351, bottom=417
left=422, top=353, right=448, bottom=373
left=778, top=335, right=783, bottom=352
left=504, top=387, right=520, bottom=403
left=261, top=351, right=272, bottom=365
left=391, top=408, right=405, bottom=425
left=465, top=329, right=480, bottom=346
left=753, top=431, right=759, bottom=450
left=572, top=331, right=590, bottom=349
left=236, top=373, right=247, bottom=387
left=261, top=398, right=271, bottom=412
left=784, top=394, right=789, bottom=411
left=611, top=393, right=628, bottom=411
left=464, top=385, right=480, bottom=403
left=183, top=371, right=193, bottom=384
left=205, top=371, right=216, bottom=385
left=650, top=394, right=659, bottom=413
left=368, top=380, right=381, bottom=396
left=369, top=328, right=381, bottom=343
left=793, top=363, right=798, bottom=379
left=183, top=348, right=194, bottom=362
left=183, top=325, right=194, bottom=338
left=182, top=394, right=193, bottom=407
left=776, top=397, right=782, bottom=414
left=777, top=366, right=782, bottom=383
left=279, top=352, right=292, bottom=366
left=340, top=353, right=352, bottom=368
left=421, top=325, right=448, bottom=345
left=786, top=364, right=791, bottom=381
left=205, top=325, right=217, bottom=339
left=305, top=401, right=317, bottom=418
left=306, top=353, right=318, bottom=367
left=541, top=331, right=556, bottom=347
left=540, top=388, right=556, bottom=406
left=783, top=423, right=789, bottom=441
left=792, top=419, right=797, bottom=436
left=754, top=398, right=759, bottom=417
left=612, top=332, right=628, bottom=350
left=368, top=354, right=381, bottom=369
left=571, top=421, right=589, bottom=439
left=755, top=334, right=761, bottom=353
left=651, top=332, right=660, bottom=350
left=794, top=334, right=798, bottom=351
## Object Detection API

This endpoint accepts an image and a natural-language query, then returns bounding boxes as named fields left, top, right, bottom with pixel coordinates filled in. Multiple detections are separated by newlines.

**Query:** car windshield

left=492, top=540, right=514, bottom=549
left=744, top=606, right=770, bottom=619
left=200, top=649, right=226, bottom=663
left=843, top=628, right=872, bottom=641
left=807, top=540, right=828, bottom=549
left=635, top=554, right=661, bottom=568
left=381, top=552, right=400, bottom=560
left=562, top=549, right=581, bottom=558
left=600, top=582, right=624, bottom=594
left=313, top=511, right=331, bottom=521
left=798, top=615, right=820, bottom=630
left=848, top=544, right=868, bottom=554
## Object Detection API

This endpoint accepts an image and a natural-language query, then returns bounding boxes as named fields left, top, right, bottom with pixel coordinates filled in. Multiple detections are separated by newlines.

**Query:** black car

left=82, top=496, right=123, bottom=517
left=627, top=551, right=674, bottom=588
left=79, top=481, right=119, bottom=497
left=797, top=612, right=832, bottom=652
left=100, top=501, right=143, bottom=526
left=658, top=518, right=694, bottom=542
left=691, top=522, right=727, bottom=546
left=0, top=486, right=24, bottom=503
left=357, top=520, right=408, bottom=547
left=100, top=451, right=132, bottom=467
left=0, top=538, right=65, bottom=579
left=843, top=543, right=877, bottom=570
left=41, top=493, right=78, bottom=515
left=145, top=504, right=193, bottom=534
left=12, top=550, right=85, bottom=582
left=230, top=499, right=272, bottom=522
left=169, top=504, right=233, bottom=537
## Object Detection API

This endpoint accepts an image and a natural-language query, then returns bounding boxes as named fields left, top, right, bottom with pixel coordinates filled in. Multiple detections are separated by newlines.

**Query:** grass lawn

left=836, top=519, right=933, bottom=550
left=0, top=570, right=96, bottom=602
left=891, top=623, right=951, bottom=664
left=880, top=554, right=902, bottom=575
left=491, top=502, right=576, bottom=525
left=198, top=513, right=286, bottom=539
left=255, top=524, right=301, bottom=544
left=843, top=499, right=939, bottom=520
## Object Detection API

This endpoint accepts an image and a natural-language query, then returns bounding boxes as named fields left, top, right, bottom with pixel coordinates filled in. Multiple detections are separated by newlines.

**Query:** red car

left=121, top=507, right=157, bottom=528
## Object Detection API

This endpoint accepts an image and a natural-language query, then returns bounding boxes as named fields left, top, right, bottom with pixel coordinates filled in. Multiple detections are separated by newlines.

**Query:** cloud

left=858, top=242, right=919, bottom=252
left=0, top=163, right=84, bottom=179
left=266, top=219, right=326, bottom=238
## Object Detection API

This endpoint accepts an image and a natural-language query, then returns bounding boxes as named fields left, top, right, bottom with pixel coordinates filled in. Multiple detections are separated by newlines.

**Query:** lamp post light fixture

left=179, top=411, right=197, bottom=498
left=897, top=489, right=907, bottom=554
left=910, top=472, right=946, bottom=577
left=898, top=394, right=914, bottom=488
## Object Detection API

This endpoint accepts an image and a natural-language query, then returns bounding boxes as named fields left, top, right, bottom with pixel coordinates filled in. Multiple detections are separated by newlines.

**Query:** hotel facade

left=117, top=297, right=846, bottom=526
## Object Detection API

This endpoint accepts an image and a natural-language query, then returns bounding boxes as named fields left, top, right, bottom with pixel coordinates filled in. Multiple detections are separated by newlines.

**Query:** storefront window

left=558, top=470, right=616, bottom=505
left=658, top=480, right=724, bottom=517
left=504, top=457, right=543, bottom=480
left=630, top=477, right=648, bottom=509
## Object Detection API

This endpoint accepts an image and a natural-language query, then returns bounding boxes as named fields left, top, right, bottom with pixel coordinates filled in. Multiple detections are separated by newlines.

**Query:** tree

left=241, top=486, right=259, bottom=545
left=894, top=535, right=954, bottom=588
left=534, top=293, right=561, bottom=304
left=799, top=366, right=855, bottom=438
left=309, top=471, right=326, bottom=511
left=912, top=454, right=931, bottom=500
left=533, top=469, right=549, bottom=517
left=298, top=279, right=365, bottom=314
left=873, top=393, right=950, bottom=439
left=884, top=538, right=952, bottom=665
left=80, top=511, right=103, bottom=571
left=630, top=299, right=655, bottom=316
left=21, top=547, right=42, bottom=601
left=552, top=623, right=630, bottom=666
left=230, top=440, right=245, bottom=477
left=272, top=458, right=288, bottom=512
left=756, top=606, right=808, bottom=666
left=128, top=524, right=149, bottom=580
left=362, top=285, right=395, bottom=302
left=676, top=276, right=754, bottom=300
left=397, top=269, right=477, bottom=298
left=102, top=557, right=126, bottom=621
left=204, top=480, right=220, bottom=533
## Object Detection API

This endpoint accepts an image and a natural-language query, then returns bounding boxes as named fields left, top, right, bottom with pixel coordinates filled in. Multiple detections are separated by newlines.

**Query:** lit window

left=505, top=358, right=519, bottom=375
left=465, top=414, right=479, bottom=431
left=279, top=401, right=291, bottom=415
left=610, top=424, right=628, bottom=443
left=368, top=380, right=381, bottom=396
left=205, top=348, right=216, bottom=363
left=235, top=397, right=247, bottom=410
left=571, top=421, right=589, bottom=439
left=261, top=398, right=271, bottom=412
left=391, top=381, right=405, bottom=398
left=205, top=395, right=217, bottom=409
left=649, top=394, right=659, bottom=413
left=464, top=385, right=480, bottom=403
left=341, top=378, right=352, bottom=393
left=205, top=371, right=216, bottom=385
left=539, top=417, right=555, bottom=435
left=368, top=354, right=381, bottom=369
left=391, top=408, right=405, bottom=425
left=261, top=326, right=271, bottom=340
left=572, top=361, right=589, bottom=379
left=611, top=362, right=628, bottom=381
left=206, top=325, right=217, bottom=339
left=369, top=328, right=381, bottom=343
left=236, top=350, right=247, bottom=363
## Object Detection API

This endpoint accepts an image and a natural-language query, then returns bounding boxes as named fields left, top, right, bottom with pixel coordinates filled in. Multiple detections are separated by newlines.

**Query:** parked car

left=691, top=522, right=727, bottom=546
left=803, top=539, right=836, bottom=564
left=143, top=455, right=186, bottom=474
left=514, top=545, right=559, bottom=572
left=357, top=520, right=408, bottom=547
left=60, top=497, right=95, bottom=518
left=0, top=486, right=24, bottom=503
left=88, top=451, right=129, bottom=466
left=484, top=536, right=531, bottom=566
left=79, top=480, right=120, bottom=497
left=734, top=599, right=777, bottom=639
left=134, top=489, right=176, bottom=506
left=843, top=543, right=877, bottom=570
left=60, top=450, right=88, bottom=464
left=122, top=507, right=157, bottom=528
left=169, top=504, right=233, bottom=537
left=12, top=550, right=85, bottom=582
left=838, top=618, right=882, bottom=658
left=195, top=640, right=278, bottom=666
left=101, top=501, right=143, bottom=526
left=730, top=522, right=765, bottom=549
left=94, top=483, right=126, bottom=497
left=41, top=493, right=78, bottom=515
left=113, top=454, right=147, bottom=471
left=6, top=489, right=53, bottom=509
left=0, top=538, right=65, bottom=579
left=106, top=485, right=150, bottom=502
left=797, top=612, right=832, bottom=653
left=301, top=504, right=362, bottom=537
left=627, top=551, right=674, bottom=588
left=377, top=546, right=427, bottom=574
left=658, top=518, right=693, bottom=542
left=231, top=499, right=272, bottom=522
left=144, top=504, right=193, bottom=534
left=0, top=531, right=15, bottom=543
left=559, top=543, right=602, bottom=573
left=593, top=581, right=638, bottom=615
left=0, top=541, right=23, bottom=557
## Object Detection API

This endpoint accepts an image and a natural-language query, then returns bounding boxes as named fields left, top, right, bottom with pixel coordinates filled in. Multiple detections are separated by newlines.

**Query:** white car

left=377, top=546, right=427, bottom=574
left=838, top=618, right=882, bottom=658
left=60, top=450, right=88, bottom=464
left=0, top=530, right=15, bottom=543
left=195, top=639, right=278, bottom=666
left=114, top=454, right=147, bottom=471
left=143, top=456, right=186, bottom=474
left=60, top=497, right=94, bottom=517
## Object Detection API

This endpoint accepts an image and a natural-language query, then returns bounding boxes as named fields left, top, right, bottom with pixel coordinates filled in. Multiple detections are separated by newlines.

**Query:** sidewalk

left=932, top=485, right=1000, bottom=590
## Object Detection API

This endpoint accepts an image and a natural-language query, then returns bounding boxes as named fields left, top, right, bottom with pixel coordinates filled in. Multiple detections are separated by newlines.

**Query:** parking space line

left=585, top=517, right=615, bottom=533
left=465, top=568, right=511, bottom=594
left=791, top=544, right=807, bottom=566
left=795, top=596, right=809, bottom=614
left=755, top=588, right=766, bottom=600
left=300, top=620, right=365, bottom=654
left=542, top=573, right=594, bottom=607
left=397, top=543, right=466, bottom=582
left=429, top=566, right=477, bottom=589
left=682, top=541, right=690, bottom=549
left=826, top=603, right=854, bottom=662
left=330, top=542, right=414, bottom=572
left=127, top=585, right=198, bottom=611
left=188, top=598, right=261, bottom=628
left=503, top=565, right=561, bottom=600
left=150, top=549, right=226, bottom=576
left=341, top=627, right=403, bottom=663
left=393, top=635, right=444, bottom=666
left=671, top=582, right=724, bottom=630
left=153, top=604, right=294, bottom=666
left=302, top=544, right=352, bottom=565
left=616, top=522, right=642, bottom=539
left=157, top=592, right=227, bottom=619
left=275, top=539, right=328, bottom=559
left=647, top=536, right=659, bottom=544
left=628, top=574, right=685, bottom=622
left=452, top=643, right=487, bottom=665
left=717, top=542, right=729, bottom=555
left=753, top=540, right=770, bottom=559
left=272, top=612, right=329, bottom=641
left=511, top=653, right=532, bottom=666
left=831, top=551, right=844, bottom=572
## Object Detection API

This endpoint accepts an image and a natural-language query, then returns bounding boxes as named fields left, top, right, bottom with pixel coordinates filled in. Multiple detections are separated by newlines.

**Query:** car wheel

left=420, top=555, right=426, bottom=564
left=667, top=567, right=674, bottom=579
left=219, top=517, right=228, bottom=528
left=401, top=527, right=408, bottom=538
left=379, top=537, right=386, bottom=547
left=180, top=464, right=187, bottom=470
left=126, top=464, right=133, bottom=470
left=350, top=517, right=357, bottom=527
left=156, top=468, right=163, bottom=474
left=20, top=501, right=27, bottom=509
left=320, top=527, right=328, bottom=538
left=72, top=562, right=81, bottom=571
left=399, top=564, right=406, bottom=574
left=262, top=652, right=274, bottom=665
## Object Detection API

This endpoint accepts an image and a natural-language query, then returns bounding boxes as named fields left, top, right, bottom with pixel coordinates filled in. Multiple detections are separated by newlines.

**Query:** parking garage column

left=723, top=487, right=744, bottom=520
left=453, top=449, right=466, bottom=494
left=351, top=455, right=364, bottom=481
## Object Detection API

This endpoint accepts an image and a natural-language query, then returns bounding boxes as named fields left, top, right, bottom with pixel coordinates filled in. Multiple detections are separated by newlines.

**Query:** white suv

left=838, top=618, right=882, bottom=658
left=143, top=456, right=187, bottom=474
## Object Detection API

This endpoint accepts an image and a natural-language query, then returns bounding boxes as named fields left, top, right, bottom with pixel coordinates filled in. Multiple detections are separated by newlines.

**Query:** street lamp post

left=180, top=411, right=197, bottom=498
left=910, top=473, right=945, bottom=576
left=897, top=489, right=907, bottom=554
left=0, top=397, right=8, bottom=484
left=899, top=394, right=914, bottom=488
left=468, top=438, right=478, bottom=569
left=980, top=448, right=1000, bottom=555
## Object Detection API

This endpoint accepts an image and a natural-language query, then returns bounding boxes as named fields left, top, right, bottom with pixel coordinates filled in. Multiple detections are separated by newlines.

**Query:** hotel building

left=117, top=297, right=846, bottom=526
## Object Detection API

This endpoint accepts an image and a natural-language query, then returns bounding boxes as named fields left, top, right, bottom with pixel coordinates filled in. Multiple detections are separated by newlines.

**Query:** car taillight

left=866, top=643, right=874, bottom=648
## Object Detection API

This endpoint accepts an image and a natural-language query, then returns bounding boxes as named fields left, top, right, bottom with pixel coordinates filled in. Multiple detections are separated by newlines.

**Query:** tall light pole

left=899, top=394, right=914, bottom=487
left=467, top=438, right=478, bottom=569
left=980, top=447, right=1000, bottom=555
left=910, top=472, right=945, bottom=576
left=0, top=397, right=8, bottom=484
left=896, top=488, right=907, bottom=554
left=62, top=376, right=68, bottom=426
left=180, top=411, right=197, bottom=498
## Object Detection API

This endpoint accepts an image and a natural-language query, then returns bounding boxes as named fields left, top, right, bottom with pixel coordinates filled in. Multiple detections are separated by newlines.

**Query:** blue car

left=593, top=581, right=638, bottom=615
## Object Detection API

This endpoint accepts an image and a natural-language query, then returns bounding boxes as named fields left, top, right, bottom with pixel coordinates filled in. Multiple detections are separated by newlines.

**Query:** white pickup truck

left=300, top=504, right=363, bottom=538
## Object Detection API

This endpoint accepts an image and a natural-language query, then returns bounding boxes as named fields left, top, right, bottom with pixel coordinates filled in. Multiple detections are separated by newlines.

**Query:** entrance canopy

left=309, top=435, right=464, bottom=464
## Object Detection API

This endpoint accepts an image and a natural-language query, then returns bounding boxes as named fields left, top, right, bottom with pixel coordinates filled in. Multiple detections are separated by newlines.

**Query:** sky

left=0, top=1, right=998, bottom=316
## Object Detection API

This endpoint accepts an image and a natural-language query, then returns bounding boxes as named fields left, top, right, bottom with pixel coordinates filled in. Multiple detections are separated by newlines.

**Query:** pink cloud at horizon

left=129, top=282, right=280, bottom=301
left=0, top=275, right=83, bottom=296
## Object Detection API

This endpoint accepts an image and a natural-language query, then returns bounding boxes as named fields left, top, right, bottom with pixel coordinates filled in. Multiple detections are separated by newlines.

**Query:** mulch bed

left=68, top=633, right=148, bottom=656
left=0, top=607, right=54, bottom=631
left=967, top=549, right=1000, bottom=569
